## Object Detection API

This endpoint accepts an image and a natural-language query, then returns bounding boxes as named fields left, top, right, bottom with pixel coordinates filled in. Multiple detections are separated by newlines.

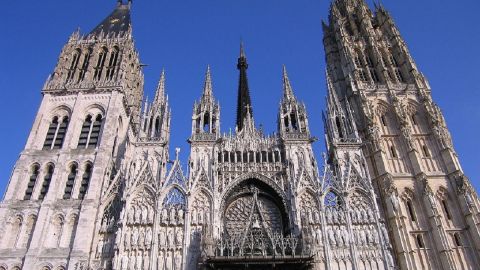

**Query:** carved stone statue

left=159, top=230, right=166, bottom=247
left=145, top=227, right=152, bottom=247
left=176, top=230, right=183, bottom=246
left=389, top=192, right=400, bottom=213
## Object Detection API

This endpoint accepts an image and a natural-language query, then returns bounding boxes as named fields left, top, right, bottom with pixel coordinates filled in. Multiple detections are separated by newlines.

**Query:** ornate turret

left=278, top=66, right=310, bottom=137
left=191, top=66, right=220, bottom=140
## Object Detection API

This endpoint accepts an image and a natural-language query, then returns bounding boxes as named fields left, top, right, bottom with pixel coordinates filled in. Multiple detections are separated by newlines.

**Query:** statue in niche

left=389, top=192, right=400, bottom=213
left=121, top=254, right=128, bottom=270
left=115, top=227, right=122, bottom=248
left=138, top=227, right=145, bottom=248
left=372, top=228, right=379, bottom=245
left=147, top=207, right=154, bottom=223
left=367, top=209, right=374, bottom=223
left=131, top=227, right=138, bottom=247
left=127, top=209, right=134, bottom=224
left=104, top=240, right=111, bottom=255
left=145, top=227, right=152, bottom=247
left=136, top=252, right=142, bottom=270
left=178, top=208, right=184, bottom=224
left=359, top=230, right=366, bottom=246
left=175, top=250, right=182, bottom=269
left=335, top=227, right=343, bottom=246
left=205, top=211, right=211, bottom=225
left=170, top=208, right=176, bottom=225
left=328, top=228, right=336, bottom=246
left=339, top=211, right=345, bottom=224
left=314, top=211, right=320, bottom=224
left=161, top=208, right=168, bottom=224
left=198, top=210, right=204, bottom=225
left=96, top=239, right=104, bottom=258
left=158, top=250, right=165, bottom=270
left=191, top=209, right=198, bottom=224
left=176, top=229, right=183, bottom=246
left=360, top=209, right=367, bottom=223
left=167, top=229, right=174, bottom=247
left=134, top=206, right=141, bottom=224
left=166, top=251, right=173, bottom=270
left=332, top=210, right=338, bottom=224
left=316, top=228, right=322, bottom=245
left=124, top=228, right=131, bottom=250
left=143, top=254, right=150, bottom=270
left=141, top=206, right=148, bottom=224
left=128, top=254, right=135, bottom=270
left=159, top=229, right=166, bottom=247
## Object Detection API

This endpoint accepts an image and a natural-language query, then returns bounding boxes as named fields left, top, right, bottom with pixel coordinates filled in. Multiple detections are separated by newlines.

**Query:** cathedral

left=1, top=0, right=480, bottom=269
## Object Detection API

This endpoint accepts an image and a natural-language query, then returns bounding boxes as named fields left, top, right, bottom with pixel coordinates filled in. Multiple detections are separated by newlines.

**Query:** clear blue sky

left=0, top=0, right=479, bottom=196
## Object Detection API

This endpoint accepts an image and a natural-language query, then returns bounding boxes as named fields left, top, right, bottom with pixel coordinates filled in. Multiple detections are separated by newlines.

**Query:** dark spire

left=90, top=2, right=131, bottom=36
left=236, top=42, right=253, bottom=131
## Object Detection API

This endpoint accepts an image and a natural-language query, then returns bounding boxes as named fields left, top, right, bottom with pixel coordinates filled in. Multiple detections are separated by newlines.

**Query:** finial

left=175, top=148, right=180, bottom=161
left=202, top=65, right=213, bottom=98
left=240, top=40, right=246, bottom=58
left=282, top=65, right=295, bottom=100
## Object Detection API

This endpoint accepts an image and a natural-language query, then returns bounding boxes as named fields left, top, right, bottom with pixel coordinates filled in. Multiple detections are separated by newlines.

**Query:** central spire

left=236, top=42, right=253, bottom=131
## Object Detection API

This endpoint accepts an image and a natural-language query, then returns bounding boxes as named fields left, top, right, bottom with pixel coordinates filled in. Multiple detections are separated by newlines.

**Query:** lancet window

left=94, top=47, right=108, bottom=80
left=24, top=164, right=40, bottom=200
left=106, top=47, right=119, bottom=80
left=38, top=164, right=54, bottom=200
left=78, top=48, right=92, bottom=82
left=66, top=49, right=81, bottom=81
left=63, top=163, right=77, bottom=199
left=78, top=163, right=92, bottom=199
left=78, top=114, right=103, bottom=149
left=43, top=116, right=69, bottom=150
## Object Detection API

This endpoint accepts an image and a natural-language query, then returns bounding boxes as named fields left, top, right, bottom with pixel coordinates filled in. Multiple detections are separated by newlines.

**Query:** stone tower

left=0, top=2, right=148, bottom=269
left=322, top=0, right=480, bottom=269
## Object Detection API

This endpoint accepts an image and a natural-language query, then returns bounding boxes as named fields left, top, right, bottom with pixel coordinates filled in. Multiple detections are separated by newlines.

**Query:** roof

left=89, top=4, right=131, bottom=36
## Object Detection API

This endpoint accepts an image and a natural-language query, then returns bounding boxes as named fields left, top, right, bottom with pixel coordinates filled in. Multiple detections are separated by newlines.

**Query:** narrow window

left=243, top=152, right=248, bottom=163
left=389, top=54, right=399, bottom=67
left=106, top=48, right=119, bottom=80
left=236, top=151, right=241, bottom=162
left=88, top=114, right=103, bottom=148
left=353, top=55, right=362, bottom=68
left=78, top=164, right=92, bottom=200
left=78, top=49, right=92, bottom=82
left=422, top=145, right=431, bottom=158
left=358, top=69, right=368, bottom=82
left=390, top=145, right=397, bottom=158
left=77, top=114, right=103, bottom=149
left=230, top=152, right=235, bottom=163
left=53, top=116, right=69, bottom=149
left=274, top=151, right=280, bottom=162
left=67, top=50, right=81, bottom=81
left=411, top=114, right=417, bottom=126
left=24, top=165, right=40, bottom=200
left=454, top=233, right=462, bottom=247
left=380, top=115, right=387, bottom=127
left=406, top=200, right=416, bottom=221
left=268, top=151, right=273, bottom=162
left=94, top=48, right=108, bottom=80
left=43, top=117, right=59, bottom=149
left=261, top=151, right=267, bottom=162
left=249, top=151, right=254, bottom=163
left=63, top=164, right=77, bottom=199
left=369, top=68, right=379, bottom=82
left=256, top=152, right=261, bottom=163
left=154, top=117, right=160, bottom=137
left=38, top=164, right=54, bottom=200
left=442, top=200, right=452, bottom=220
left=416, top=234, right=425, bottom=248
left=78, top=115, right=92, bottom=148
left=366, top=56, right=374, bottom=68
left=394, top=69, right=404, bottom=82
left=218, top=152, right=222, bottom=163
left=223, top=151, right=229, bottom=162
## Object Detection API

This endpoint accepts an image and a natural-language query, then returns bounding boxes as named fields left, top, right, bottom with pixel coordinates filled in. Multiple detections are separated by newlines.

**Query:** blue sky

left=0, top=0, right=479, bottom=196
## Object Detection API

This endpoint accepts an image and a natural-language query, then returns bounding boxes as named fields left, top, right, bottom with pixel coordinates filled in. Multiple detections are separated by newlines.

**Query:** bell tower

left=323, top=0, right=480, bottom=269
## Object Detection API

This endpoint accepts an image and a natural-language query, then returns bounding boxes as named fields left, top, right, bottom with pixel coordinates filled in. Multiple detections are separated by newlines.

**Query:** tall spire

left=236, top=42, right=253, bottom=131
left=154, top=69, right=166, bottom=104
left=90, top=1, right=131, bottom=36
left=202, top=65, right=213, bottom=101
left=282, top=65, right=295, bottom=100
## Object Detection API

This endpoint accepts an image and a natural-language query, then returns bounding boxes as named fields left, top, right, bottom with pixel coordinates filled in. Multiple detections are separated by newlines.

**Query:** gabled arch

left=219, top=172, right=288, bottom=215
left=161, top=186, right=187, bottom=207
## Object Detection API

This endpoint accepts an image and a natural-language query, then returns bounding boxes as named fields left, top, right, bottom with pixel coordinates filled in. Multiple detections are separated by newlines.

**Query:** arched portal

left=222, top=178, right=288, bottom=237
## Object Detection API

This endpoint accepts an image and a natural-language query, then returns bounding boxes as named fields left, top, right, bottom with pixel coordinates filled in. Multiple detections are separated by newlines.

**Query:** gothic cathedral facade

left=0, top=1, right=479, bottom=270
